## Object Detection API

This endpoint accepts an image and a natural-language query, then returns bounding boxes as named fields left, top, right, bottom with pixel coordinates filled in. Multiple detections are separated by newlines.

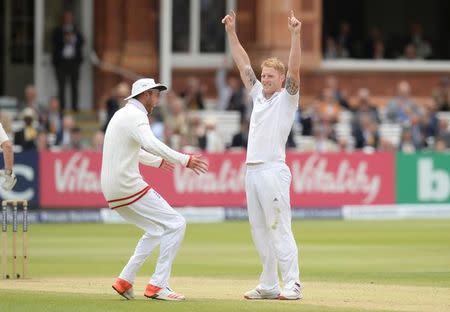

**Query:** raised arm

left=286, top=10, right=301, bottom=95
left=222, top=11, right=257, bottom=90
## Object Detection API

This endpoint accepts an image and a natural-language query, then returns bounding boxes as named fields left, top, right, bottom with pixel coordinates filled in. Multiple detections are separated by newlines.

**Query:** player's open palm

left=187, top=155, right=209, bottom=175
left=221, top=10, right=236, bottom=33
left=288, top=10, right=301, bottom=34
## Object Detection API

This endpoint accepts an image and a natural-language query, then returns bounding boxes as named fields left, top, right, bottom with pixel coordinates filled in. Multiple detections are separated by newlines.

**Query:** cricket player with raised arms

left=101, top=78, right=208, bottom=301
left=222, top=10, right=303, bottom=300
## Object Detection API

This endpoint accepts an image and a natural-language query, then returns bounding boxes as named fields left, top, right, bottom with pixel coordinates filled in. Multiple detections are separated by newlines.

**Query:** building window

left=172, top=0, right=190, bottom=52
left=322, top=0, right=450, bottom=60
left=10, top=0, right=34, bottom=64
left=200, top=0, right=226, bottom=53
left=172, top=0, right=235, bottom=68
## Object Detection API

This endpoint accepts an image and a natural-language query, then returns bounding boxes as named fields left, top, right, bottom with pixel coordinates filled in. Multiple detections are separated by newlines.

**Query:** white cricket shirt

left=0, top=123, right=9, bottom=145
left=246, top=81, right=299, bottom=164
left=101, top=99, right=190, bottom=208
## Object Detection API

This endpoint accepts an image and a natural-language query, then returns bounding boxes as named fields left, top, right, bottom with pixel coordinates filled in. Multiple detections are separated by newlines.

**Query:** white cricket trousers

left=245, top=161, right=300, bottom=291
left=114, top=188, right=186, bottom=288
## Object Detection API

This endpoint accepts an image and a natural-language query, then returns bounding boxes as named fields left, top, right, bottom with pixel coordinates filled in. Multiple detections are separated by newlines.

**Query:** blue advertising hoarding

left=0, top=151, right=39, bottom=208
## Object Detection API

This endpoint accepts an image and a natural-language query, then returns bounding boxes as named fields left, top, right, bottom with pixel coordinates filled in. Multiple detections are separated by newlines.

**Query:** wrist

left=186, top=155, right=192, bottom=168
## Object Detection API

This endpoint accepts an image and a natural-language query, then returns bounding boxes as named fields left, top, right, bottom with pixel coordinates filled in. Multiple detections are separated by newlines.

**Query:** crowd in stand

left=324, top=22, right=435, bottom=60
left=1, top=70, right=449, bottom=154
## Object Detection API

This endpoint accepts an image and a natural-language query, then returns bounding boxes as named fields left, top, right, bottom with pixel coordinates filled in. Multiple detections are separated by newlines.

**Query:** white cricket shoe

left=278, top=282, right=303, bottom=300
left=144, top=284, right=185, bottom=301
left=244, top=286, right=280, bottom=300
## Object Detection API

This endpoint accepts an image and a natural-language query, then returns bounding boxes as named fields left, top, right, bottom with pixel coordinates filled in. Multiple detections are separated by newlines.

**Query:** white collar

left=127, top=98, right=148, bottom=114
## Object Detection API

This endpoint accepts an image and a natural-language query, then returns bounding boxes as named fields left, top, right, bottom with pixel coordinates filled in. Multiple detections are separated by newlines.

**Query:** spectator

left=311, top=125, right=338, bottom=152
left=180, top=77, right=205, bottom=110
left=398, top=126, right=417, bottom=153
left=364, top=27, right=385, bottom=59
left=51, top=11, right=85, bottom=112
left=14, top=108, right=38, bottom=150
left=185, top=114, right=204, bottom=151
left=432, top=77, right=450, bottom=111
left=215, top=65, right=249, bottom=117
left=323, top=75, right=350, bottom=110
left=19, top=85, right=44, bottom=123
left=230, top=119, right=249, bottom=149
left=297, top=102, right=315, bottom=136
left=164, top=92, right=189, bottom=142
left=436, top=119, right=450, bottom=148
left=384, top=81, right=418, bottom=123
left=56, top=114, right=75, bottom=148
left=318, top=87, right=341, bottom=124
left=36, top=131, right=50, bottom=151
left=352, top=113, right=379, bottom=150
left=69, top=127, right=85, bottom=150
left=402, top=43, right=418, bottom=60
left=102, top=82, right=130, bottom=131
left=378, top=137, right=396, bottom=152
left=324, top=36, right=339, bottom=59
left=286, top=130, right=297, bottom=149
left=434, top=138, right=449, bottom=152
left=352, top=88, right=380, bottom=125
left=198, top=118, right=225, bottom=152
left=336, top=21, right=353, bottom=58
left=43, top=97, right=63, bottom=144
left=420, top=99, right=439, bottom=140
left=408, top=113, right=426, bottom=150
left=372, top=39, right=386, bottom=60
left=407, top=23, right=432, bottom=59
left=91, top=130, right=104, bottom=152
left=149, top=115, right=164, bottom=141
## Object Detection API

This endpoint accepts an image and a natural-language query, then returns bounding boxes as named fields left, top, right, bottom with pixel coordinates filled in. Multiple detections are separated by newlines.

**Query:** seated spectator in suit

left=352, top=113, right=379, bottom=150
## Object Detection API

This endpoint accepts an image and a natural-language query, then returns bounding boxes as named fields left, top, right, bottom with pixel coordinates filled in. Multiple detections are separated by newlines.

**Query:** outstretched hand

left=159, top=160, right=175, bottom=172
left=187, top=155, right=209, bottom=175
left=288, top=10, right=301, bottom=34
left=221, top=10, right=236, bottom=33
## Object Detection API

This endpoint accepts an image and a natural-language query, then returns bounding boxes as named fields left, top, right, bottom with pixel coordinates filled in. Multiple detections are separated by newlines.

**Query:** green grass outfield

left=1, top=220, right=450, bottom=311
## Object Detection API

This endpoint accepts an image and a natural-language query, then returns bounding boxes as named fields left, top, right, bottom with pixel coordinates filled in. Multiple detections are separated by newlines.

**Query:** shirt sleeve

left=132, top=117, right=190, bottom=166
left=282, top=87, right=300, bottom=108
left=0, top=123, right=10, bottom=145
left=249, top=80, right=263, bottom=102
left=139, top=149, right=163, bottom=167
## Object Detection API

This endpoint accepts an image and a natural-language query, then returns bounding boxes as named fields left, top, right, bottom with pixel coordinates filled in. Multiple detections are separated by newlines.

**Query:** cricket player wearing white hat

left=0, top=122, right=16, bottom=190
left=222, top=10, right=303, bottom=300
left=101, top=78, right=208, bottom=301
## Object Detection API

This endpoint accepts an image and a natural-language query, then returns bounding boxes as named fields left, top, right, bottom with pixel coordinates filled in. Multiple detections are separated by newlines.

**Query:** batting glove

left=0, top=170, right=17, bottom=191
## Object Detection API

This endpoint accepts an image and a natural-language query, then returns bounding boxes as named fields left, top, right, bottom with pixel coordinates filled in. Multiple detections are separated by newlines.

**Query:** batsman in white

left=101, top=78, right=208, bottom=301
left=222, top=10, right=303, bottom=300
left=0, top=122, right=17, bottom=191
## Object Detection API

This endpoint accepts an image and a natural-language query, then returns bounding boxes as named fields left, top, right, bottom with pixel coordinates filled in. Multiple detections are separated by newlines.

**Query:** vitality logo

left=418, top=158, right=450, bottom=201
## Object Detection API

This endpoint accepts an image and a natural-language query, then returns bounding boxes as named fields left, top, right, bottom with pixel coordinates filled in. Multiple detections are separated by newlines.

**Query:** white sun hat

left=124, top=78, right=167, bottom=100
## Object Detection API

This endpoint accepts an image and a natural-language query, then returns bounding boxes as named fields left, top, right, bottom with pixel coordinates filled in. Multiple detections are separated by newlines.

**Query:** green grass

left=0, top=290, right=375, bottom=312
left=1, top=220, right=450, bottom=311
